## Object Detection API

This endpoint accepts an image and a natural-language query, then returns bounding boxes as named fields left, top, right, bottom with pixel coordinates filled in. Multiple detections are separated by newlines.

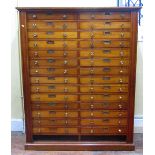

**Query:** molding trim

left=11, top=115, right=143, bottom=133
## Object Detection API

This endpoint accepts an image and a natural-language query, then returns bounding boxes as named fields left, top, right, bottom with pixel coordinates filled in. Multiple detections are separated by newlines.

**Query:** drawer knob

left=121, top=33, right=124, bottom=38
left=120, top=61, right=124, bottom=65
left=90, top=129, right=94, bottom=133
left=63, top=52, right=68, bottom=56
left=65, top=112, right=68, bottom=117
left=90, top=33, right=94, bottom=38
left=33, top=33, right=38, bottom=38
left=64, top=69, right=68, bottom=74
left=90, top=52, right=94, bottom=56
left=118, top=129, right=122, bottom=133
left=90, top=96, right=94, bottom=100
left=65, top=120, right=68, bottom=124
left=34, top=61, right=38, bottom=65
left=118, top=120, right=121, bottom=124
left=119, top=79, right=123, bottom=83
left=90, top=42, right=94, bottom=48
left=120, top=42, right=124, bottom=47
left=120, top=51, right=124, bottom=56
left=64, top=88, right=68, bottom=93
left=64, top=60, right=68, bottom=65
left=32, top=14, right=37, bottom=18
left=37, top=112, right=40, bottom=116
left=120, top=70, right=123, bottom=73
left=32, top=23, right=37, bottom=28
left=64, top=78, right=68, bottom=83
left=63, top=33, right=67, bottom=38
left=38, top=128, right=41, bottom=133
left=35, top=70, right=39, bottom=73
left=118, top=104, right=122, bottom=109
left=63, top=23, right=67, bottom=29
left=90, top=87, right=94, bottom=91
left=119, top=96, right=123, bottom=99
left=90, top=69, right=94, bottom=74
left=35, top=79, right=39, bottom=83
left=35, top=87, right=39, bottom=92
left=104, top=21, right=111, bottom=25
left=119, top=113, right=122, bottom=117
left=62, top=14, right=67, bottom=19
left=119, top=88, right=123, bottom=92
left=90, top=112, right=94, bottom=116
left=90, top=104, right=94, bottom=109
left=34, top=43, right=38, bottom=47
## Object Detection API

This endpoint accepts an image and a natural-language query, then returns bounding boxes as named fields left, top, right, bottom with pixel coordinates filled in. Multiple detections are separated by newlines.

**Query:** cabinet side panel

left=127, top=11, right=138, bottom=143
left=19, top=11, right=33, bottom=142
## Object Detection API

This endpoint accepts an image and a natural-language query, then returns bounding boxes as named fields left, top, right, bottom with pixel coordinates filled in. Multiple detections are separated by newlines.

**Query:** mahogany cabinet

left=17, top=7, right=141, bottom=151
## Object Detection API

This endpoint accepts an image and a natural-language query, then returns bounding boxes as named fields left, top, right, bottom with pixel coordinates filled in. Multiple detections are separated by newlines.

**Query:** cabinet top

left=16, top=7, right=141, bottom=12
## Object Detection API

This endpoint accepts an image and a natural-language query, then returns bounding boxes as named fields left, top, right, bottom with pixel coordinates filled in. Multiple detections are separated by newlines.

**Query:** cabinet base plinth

left=25, top=142, right=135, bottom=151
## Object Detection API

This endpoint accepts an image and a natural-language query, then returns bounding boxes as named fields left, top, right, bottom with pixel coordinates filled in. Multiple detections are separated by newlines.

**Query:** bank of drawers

left=28, top=11, right=130, bottom=136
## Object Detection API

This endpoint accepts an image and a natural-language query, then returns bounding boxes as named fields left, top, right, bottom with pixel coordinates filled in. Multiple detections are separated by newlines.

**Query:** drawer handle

left=90, top=129, right=94, bottom=133
left=118, top=129, right=122, bottom=133
left=63, top=33, right=68, bottom=38
left=64, top=78, right=68, bottom=83
left=49, top=111, right=56, bottom=114
left=120, top=61, right=124, bottom=65
left=119, top=79, right=123, bottom=83
left=102, top=111, right=109, bottom=114
left=103, top=86, right=111, bottom=90
left=32, top=14, right=37, bottom=18
left=103, top=50, right=111, bottom=53
left=48, top=102, right=56, bottom=106
left=103, top=67, right=111, bottom=72
left=47, top=59, right=55, bottom=63
left=62, top=14, right=67, bottom=19
left=104, top=21, right=111, bottom=25
left=90, top=33, right=94, bottom=38
left=34, top=42, right=38, bottom=47
left=120, top=51, right=124, bottom=56
left=47, top=50, right=55, bottom=54
left=104, top=12, right=112, bottom=15
left=104, top=31, right=111, bottom=35
left=33, top=33, right=38, bottom=38
left=48, top=94, right=56, bottom=98
left=35, top=87, right=39, bottom=92
left=103, top=58, right=111, bottom=63
left=46, top=31, right=54, bottom=35
left=103, top=40, right=111, bottom=45
left=90, top=69, right=94, bottom=74
left=34, top=61, right=38, bottom=65
left=47, top=22, right=54, bottom=26
left=90, top=87, right=94, bottom=92
left=34, top=52, right=38, bottom=57
left=35, top=79, right=39, bottom=83
left=63, top=23, right=67, bottom=29
left=47, top=40, right=54, bottom=44
left=32, top=23, right=37, bottom=29
left=102, top=118, right=109, bottom=122
left=64, top=60, right=68, bottom=65
left=103, top=77, right=111, bottom=80
left=64, top=88, right=68, bottom=93
left=48, top=77, right=55, bottom=80
left=63, top=52, right=68, bottom=56
left=118, top=104, right=122, bottom=109
left=64, top=69, right=68, bottom=74
left=90, top=52, right=94, bottom=56
left=47, top=68, right=55, bottom=72
left=48, top=85, right=55, bottom=89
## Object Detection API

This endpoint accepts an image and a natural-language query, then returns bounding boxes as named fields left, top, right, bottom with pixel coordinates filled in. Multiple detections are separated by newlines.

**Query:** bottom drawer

left=81, top=126, right=127, bottom=135
left=33, top=127, right=78, bottom=135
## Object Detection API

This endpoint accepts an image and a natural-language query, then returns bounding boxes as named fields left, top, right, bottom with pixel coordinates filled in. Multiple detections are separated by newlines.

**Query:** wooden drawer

left=80, top=58, right=129, bottom=66
left=29, top=41, right=77, bottom=50
left=31, top=77, right=78, bottom=84
left=80, top=94, right=128, bottom=102
left=80, top=12, right=130, bottom=20
left=32, top=110, right=78, bottom=118
left=31, top=84, right=78, bottom=93
left=80, top=102, right=127, bottom=110
left=80, top=84, right=128, bottom=93
left=28, top=31, right=77, bottom=39
left=81, top=127, right=127, bottom=135
left=80, top=21, right=130, bottom=29
left=80, top=40, right=130, bottom=48
left=30, top=68, right=78, bottom=75
left=33, top=127, right=78, bottom=135
left=33, top=118, right=78, bottom=126
left=28, top=21, right=77, bottom=30
left=29, top=50, right=77, bottom=58
left=32, top=102, right=78, bottom=110
left=80, top=76, right=129, bottom=84
left=80, top=49, right=130, bottom=57
left=30, top=59, right=77, bottom=67
left=28, top=12, right=77, bottom=20
left=80, top=67, right=129, bottom=75
left=31, top=94, right=78, bottom=102
left=80, top=31, right=130, bottom=39
left=81, top=110, right=128, bottom=118
left=81, top=118, right=127, bottom=126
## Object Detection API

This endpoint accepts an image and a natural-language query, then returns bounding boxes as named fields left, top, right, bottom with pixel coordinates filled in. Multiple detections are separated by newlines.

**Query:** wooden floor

left=11, top=132, right=143, bottom=155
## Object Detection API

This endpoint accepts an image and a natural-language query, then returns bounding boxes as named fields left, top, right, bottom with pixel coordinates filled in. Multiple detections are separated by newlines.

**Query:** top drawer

left=27, top=12, right=77, bottom=20
left=80, top=12, right=130, bottom=20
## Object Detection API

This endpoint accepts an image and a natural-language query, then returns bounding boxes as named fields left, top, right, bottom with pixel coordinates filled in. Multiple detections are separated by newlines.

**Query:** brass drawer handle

left=103, top=76, right=111, bottom=80
left=47, top=68, right=55, bottom=72
left=32, top=14, right=37, bottom=18
left=102, top=127, right=108, bottom=131
left=33, top=33, right=38, bottom=38
left=90, top=52, right=94, bottom=56
left=119, top=79, right=123, bottom=83
left=64, top=78, right=68, bottom=83
left=48, top=85, right=55, bottom=89
left=35, top=87, right=39, bottom=92
left=47, top=59, right=55, bottom=63
left=103, top=67, right=111, bottom=72
left=104, top=31, right=111, bottom=35
left=65, top=112, right=68, bottom=117
left=64, top=96, right=68, bottom=100
left=90, top=69, right=94, bottom=74
left=119, top=88, right=123, bottom=92
left=63, top=52, right=68, bottom=56
left=120, top=70, right=123, bottom=73
left=118, top=129, right=122, bottom=133
left=90, top=33, right=94, bottom=38
left=120, top=42, right=125, bottom=47
left=64, top=69, right=68, bottom=74
left=103, top=50, right=111, bottom=53
left=103, top=58, right=111, bottom=62
left=47, top=50, right=55, bottom=54
left=46, top=31, right=54, bottom=35
left=47, top=22, right=54, bottom=26
left=47, top=40, right=54, bottom=44
left=35, top=70, right=39, bottom=73
left=48, top=102, right=56, bottom=106
left=90, top=87, right=94, bottom=92
left=64, top=60, right=68, bottom=65
left=48, top=94, right=56, bottom=98
left=49, top=111, right=56, bottom=114
left=120, top=51, right=124, bottom=56
left=48, top=77, right=55, bottom=80
left=118, top=104, right=122, bottom=109
left=90, top=42, right=94, bottom=48
left=120, top=61, right=124, bottom=65
left=34, top=61, right=38, bottom=65
left=103, top=40, right=111, bottom=45
left=35, top=79, right=39, bottom=83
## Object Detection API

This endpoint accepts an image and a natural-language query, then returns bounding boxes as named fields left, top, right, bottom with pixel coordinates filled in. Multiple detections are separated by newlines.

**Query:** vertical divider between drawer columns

left=77, top=11, right=81, bottom=140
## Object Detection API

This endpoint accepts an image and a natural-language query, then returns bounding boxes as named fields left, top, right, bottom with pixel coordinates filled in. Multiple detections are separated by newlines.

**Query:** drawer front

left=80, top=67, right=129, bottom=75
left=80, top=84, right=128, bottom=93
left=28, top=31, right=77, bottom=39
left=32, top=110, right=78, bottom=118
left=31, top=77, right=78, bottom=84
left=29, top=50, right=77, bottom=58
left=29, top=41, right=77, bottom=49
left=80, top=94, right=128, bottom=102
left=80, top=102, right=127, bottom=110
left=81, top=110, right=128, bottom=118
left=33, top=127, right=78, bottom=135
left=80, top=31, right=130, bottom=39
left=31, top=85, right=78, bottom=93
left=28, top=21, right=77, bottom=30
left=81, top=118, right=127, bottom=126
left=80, top=58, right=129, bottom=66
left=31, top=94, right=78, bottom=102
left=33, top=119, right=78, bottom=126
left=30, top=68, right=78, bottom=75
left=32, top=102, right=78, bottom=110
left=80, top=49, right=130, bottom=57
left=80, top=12, right=130, bottom=20
left=30, top=59, right=77, bottom=67
left=80, top=76, right=129, bottom=84
left=80, top=21, right=131, bottom=29
left=81, top=127, right=127, bottom=135
left=28, top=13, right=77, bottom=20
left=80, top=40, right=130, bottom=48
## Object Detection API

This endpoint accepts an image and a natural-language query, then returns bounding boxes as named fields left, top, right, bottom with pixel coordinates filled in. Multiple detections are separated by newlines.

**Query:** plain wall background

left=11, top=0, right=143, bottom=120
